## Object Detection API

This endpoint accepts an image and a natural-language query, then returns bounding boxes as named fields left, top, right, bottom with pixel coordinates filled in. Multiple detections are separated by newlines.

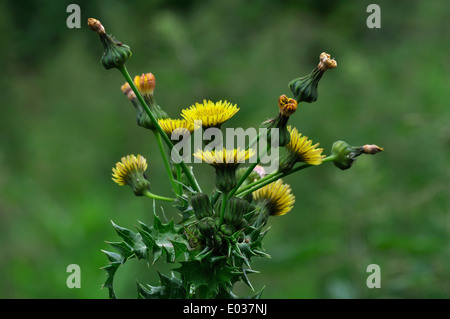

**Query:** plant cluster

left=88, top=18, right=383, bottom=299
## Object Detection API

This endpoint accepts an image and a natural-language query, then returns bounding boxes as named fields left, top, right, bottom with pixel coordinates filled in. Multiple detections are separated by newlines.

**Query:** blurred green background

left=0, top=0, right=448, bottom=298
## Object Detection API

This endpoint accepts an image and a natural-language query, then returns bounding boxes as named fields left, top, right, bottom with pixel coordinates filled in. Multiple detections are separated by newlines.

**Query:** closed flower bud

left=121, top=82, right=136, bottom=101
left=88, top=18, right=132, bottom=70
left=122, top=76, right=168, bottom=131
left=134, top=73, right=156, bottom=96
left=289, top=52, right=336, bottom=104
left=198, top=217, right=217, bottom=238
left=363, top=144, right=384, bottom=154
left=191, top=193, right=213, bottom=220
left=331, top=140, right=383, bottom=170
left=224, top=197, right=252, bottom=228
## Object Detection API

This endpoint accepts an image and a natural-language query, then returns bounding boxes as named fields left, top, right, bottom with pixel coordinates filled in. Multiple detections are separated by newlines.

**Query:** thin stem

left=143, top=190, right=176, bottom=202
left=155, top=130, right=180, bottom=195
left=118, top=66, right=201, bottom=193
left=219, top=192, right=229, bottom=225
left=237, top=164, right=310, bottom=198
left=235, top=155, right=337, bottom=197
left=228, top=133, right=269, bottom=198
left=234, top=170, right=278, bottom=195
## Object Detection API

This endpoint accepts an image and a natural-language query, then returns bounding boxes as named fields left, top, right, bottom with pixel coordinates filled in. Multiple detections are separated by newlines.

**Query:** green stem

left=143, top=190, right=176, bottom=202
left=235, top=155, right=337, bottom=197
left=118, top=66, right=201, bottom=193
left=234, top=170, right=277, bottom=195
left=228, top=132, right=269, bottom=198
left=237, top=164, right=310, bottom=198
left=219, top=192, right=229, bottom=225
left=155, top=130, right=180, bottom=195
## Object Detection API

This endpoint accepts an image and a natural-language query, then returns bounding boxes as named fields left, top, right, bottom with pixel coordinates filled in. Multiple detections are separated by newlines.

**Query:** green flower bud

left=191, top=193, right=213, bottom=220
left=224, top=197, right=252, bottom=228
left=88, top=18, right=132, bottom=70
left=331, top=141, right=383, bottom=170
left=198, top=217, right=217, bottom=238
left=289, top=52, right=337, bottom=103
left=220, top=224, right=233, bottom=236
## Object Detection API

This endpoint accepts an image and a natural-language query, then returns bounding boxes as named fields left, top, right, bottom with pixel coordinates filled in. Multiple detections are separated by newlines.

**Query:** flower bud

left=331, top=140, right=383, bottom=170
left=224, top=197, right=252, bottom=228
left=121, top=82, right=137, bottom=101
left=122, top=77, right=168, bottom=131
left=134, top=73, right=156, bottom=96
left=363, top=144, right=384, bottom=154
left=289, top=52, right=336, bottom=103
left=191, top=193, right=213, bottom=220
left=198, top=217, right=217, bottom=238
left=88, top=18, right=132, bottom=70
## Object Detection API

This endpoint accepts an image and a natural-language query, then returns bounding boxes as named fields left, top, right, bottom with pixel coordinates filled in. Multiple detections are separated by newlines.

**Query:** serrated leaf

left=101, top=250, right=123, bottom=263
left=136, top=225, right=155, bottom=250
left=136, top=272, right=186, bottom=299
left=174, top=258, right=240, bottom=298
left=105, top=241, right=134, bottom=259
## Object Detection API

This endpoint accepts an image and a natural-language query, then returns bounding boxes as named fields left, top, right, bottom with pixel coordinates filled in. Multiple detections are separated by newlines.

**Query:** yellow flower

left=158, top=118, right=195, bottom=136
left=253, top=179, right=295, bottom=216
left=112, top=154, right=150, bottom=196
left=193, top=147, right=255, bottom=192
left=284, top=126, right=325, bottom=167
left=181, top=100, right=239, bottom=128
left=193, top=148, right=256, bottom=167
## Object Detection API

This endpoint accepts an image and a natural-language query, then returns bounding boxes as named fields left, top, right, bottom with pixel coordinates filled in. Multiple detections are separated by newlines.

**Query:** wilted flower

left=88, top=18, right=132, bottom=70
left=289, top=52, right=337, bottom=103
left=261, top=95, right=298, bottom=147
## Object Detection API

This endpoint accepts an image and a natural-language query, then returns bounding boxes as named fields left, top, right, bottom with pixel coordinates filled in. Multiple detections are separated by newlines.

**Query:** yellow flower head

left=134, top=73, right=156, bottom=95
left=112, top=154, right=148, bottom=186
left=193, top=147, right=256, bottom=167
left=285, top=126, right=325, bottom=166
left=181, top=100, right=239, bottom=128
left=253, top=179, right=295, bottom=216
left=158, top=118, right=195, bottom=136
left=193, top=148, right=255, bottom=192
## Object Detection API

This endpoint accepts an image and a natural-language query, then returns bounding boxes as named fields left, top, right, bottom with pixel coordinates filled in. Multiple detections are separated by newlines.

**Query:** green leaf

left=136, top=272, right=186, bottom=299
left=174, top=258, right=240, bottom=298
left=136, top=213, right=191, bottom=263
